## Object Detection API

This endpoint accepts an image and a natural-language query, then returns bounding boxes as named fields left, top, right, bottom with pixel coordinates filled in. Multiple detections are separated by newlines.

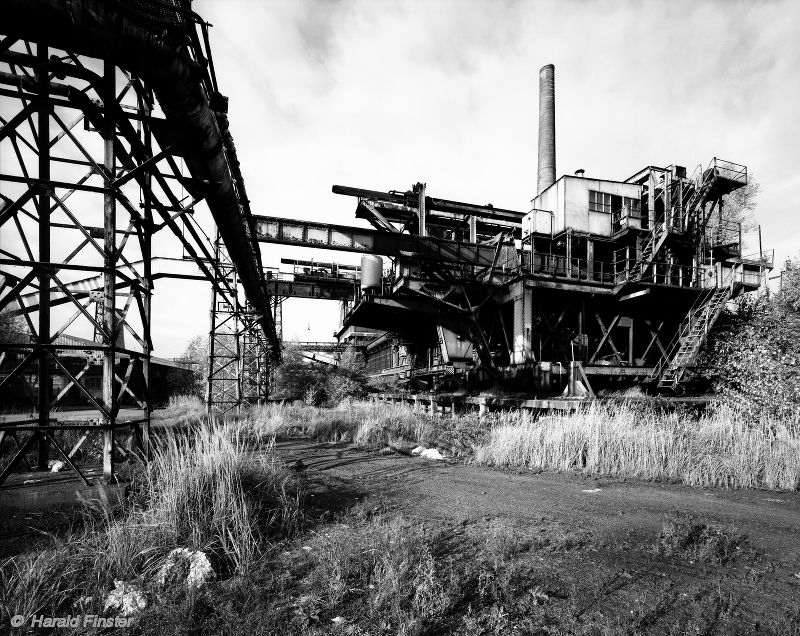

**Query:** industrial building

left=0, top=1, right=773, bottom=484
left=257, top=66, right=771, bottom=398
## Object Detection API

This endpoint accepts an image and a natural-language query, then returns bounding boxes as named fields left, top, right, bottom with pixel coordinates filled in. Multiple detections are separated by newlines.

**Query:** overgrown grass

left=154, top=394, right=207, bottom=428
left=475, top=402, right=800, bottom=490
left=242, top=399, right=492, bottom=459
left=3, top=399, right=800, bottom=634
left=0, top=419, right=302, bottom=626
left=241, top=398, right=800, bottom=491
left=245, top=400, right=431, bottom=449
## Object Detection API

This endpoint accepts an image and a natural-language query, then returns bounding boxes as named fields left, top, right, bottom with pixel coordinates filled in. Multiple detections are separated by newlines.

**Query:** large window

left=623, top=196, right=641, bottom=217
left=589, top=190, right=612, bottom=213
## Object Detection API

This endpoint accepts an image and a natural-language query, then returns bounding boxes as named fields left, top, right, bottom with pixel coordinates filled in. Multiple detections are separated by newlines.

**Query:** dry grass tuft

left=656, top=514, right=743, bottom=564
left=244, top=400, right=432, bottom=449
left=0, top=418, right=302, bottom=626
left=475, top=403, right=800, bottom=490
left=293, top=506, right=454, bottom=632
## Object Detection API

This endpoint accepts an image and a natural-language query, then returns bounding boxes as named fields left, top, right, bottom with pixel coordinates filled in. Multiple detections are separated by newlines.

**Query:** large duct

left=536, top=64, right=556, bottom=195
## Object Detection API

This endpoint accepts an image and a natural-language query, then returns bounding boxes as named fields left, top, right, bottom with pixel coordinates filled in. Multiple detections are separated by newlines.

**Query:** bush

left=273, top=344, right=367, bottom=405
left=698, top=256, right=800, bottom=418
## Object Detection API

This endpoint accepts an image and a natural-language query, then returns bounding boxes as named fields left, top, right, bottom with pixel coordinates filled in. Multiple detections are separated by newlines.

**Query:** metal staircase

left=631, top=160, right=730, bottom=282
left=651, top=266, right=738, bottom=391
left=633, top=221, right=669, bottom=280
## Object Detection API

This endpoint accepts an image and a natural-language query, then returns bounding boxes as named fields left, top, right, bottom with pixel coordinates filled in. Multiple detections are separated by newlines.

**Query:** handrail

left=650, top=262, right=740, bottom=383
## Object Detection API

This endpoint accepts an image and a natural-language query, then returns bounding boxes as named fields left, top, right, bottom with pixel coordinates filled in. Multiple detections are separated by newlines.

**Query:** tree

left=272, top=343, right=367, bottom=405
left=778, top=256, right=800, bottom=312
left=325, top=345, right=367, bottom=403
left=169, top=335, right=209, bottom=398
left=720, top=176, right=760, bottom=234
left=0, top=308, right=27, bottom=343
left=272, top=344, right=328, bottom=403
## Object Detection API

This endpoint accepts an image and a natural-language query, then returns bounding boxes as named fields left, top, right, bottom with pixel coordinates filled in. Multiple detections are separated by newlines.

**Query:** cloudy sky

left=150, top=0, right=800, bottom=356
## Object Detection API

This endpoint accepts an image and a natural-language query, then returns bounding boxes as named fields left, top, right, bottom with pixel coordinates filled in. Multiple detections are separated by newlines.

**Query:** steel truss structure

left=206, top=233, right=271, bottom=414
left=0, top=1, right=279, bottom=485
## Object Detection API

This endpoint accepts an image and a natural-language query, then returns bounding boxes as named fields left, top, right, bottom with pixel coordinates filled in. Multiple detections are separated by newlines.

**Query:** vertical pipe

left=36, top=42, right=50, bottom=469
left=141, top=83, right=152, bottom=460
left=417, top=182, right=426, bottom=237
left=102, top=59, right=116, bottom=478
left=536, top=64, right=556, bottom=195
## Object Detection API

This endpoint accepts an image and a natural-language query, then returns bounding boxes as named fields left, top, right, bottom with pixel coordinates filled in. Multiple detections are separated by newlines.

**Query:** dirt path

left=277, top=438, right=800, bottom=633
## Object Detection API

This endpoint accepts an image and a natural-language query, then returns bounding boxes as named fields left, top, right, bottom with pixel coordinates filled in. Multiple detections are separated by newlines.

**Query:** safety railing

left=612, top=254, right=704, bottom=288
left=650, top=263, right=741, bottom=383
left=710, top=158, right=747, bottom=185
left=739, top=249, right=774, bottom=266
left=704, top=219, right=742, bottom=249
left=612, top=204, right=649, bottom=233
left=518, top=252, right=617, bottom=284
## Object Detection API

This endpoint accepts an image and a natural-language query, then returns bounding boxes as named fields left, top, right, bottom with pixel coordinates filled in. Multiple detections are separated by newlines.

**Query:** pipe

left=537, top=63, right=556, bottom=195
left=2, top=0, right=278, bottom=354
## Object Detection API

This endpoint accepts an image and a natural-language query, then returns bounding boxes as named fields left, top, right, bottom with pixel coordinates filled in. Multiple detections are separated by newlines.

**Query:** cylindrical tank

left=360, top=255, right=383, bottom=294
left=537, top=63, right=556, bottom=195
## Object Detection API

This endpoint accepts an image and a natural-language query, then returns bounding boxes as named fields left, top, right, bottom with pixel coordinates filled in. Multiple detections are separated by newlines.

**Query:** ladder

left=652, top=266, right=738, bottom=390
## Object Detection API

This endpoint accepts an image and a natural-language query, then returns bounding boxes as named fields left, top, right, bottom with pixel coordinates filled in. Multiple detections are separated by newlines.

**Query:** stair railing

left=650, top=262, right=739, bottom=385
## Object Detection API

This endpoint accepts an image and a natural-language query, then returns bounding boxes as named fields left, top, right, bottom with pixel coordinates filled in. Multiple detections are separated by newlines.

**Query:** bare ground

left=277, top=438, right=800, bottom=634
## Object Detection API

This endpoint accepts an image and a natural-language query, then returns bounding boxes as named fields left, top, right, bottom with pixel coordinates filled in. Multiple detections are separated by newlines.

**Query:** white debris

left=331, top=616, right=346, bottom=624
left=419, top=448, right=445, bottom=461
left=75, top=595, right=94, bottom=607
left=301, top=546, right=313, bottom=551
left=581, top=488, right=602, bottom=493
left=103, top=580, right=147, bottom=616
left=411, top=445, right=425, bottom=456
left=48, top=459, right=65, bottom=472
left=156, top=548, right=215, bottom=590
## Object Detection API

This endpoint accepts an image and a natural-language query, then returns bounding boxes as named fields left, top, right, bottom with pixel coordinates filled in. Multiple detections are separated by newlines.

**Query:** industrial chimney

left=536, top=64, right=556, bottom=195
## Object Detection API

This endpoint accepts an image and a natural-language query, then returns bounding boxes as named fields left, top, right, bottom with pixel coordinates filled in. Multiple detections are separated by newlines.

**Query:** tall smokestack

left=537, top=63, right=556, bottom=195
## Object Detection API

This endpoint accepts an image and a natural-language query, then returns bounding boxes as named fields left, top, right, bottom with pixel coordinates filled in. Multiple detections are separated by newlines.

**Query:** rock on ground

left=156, top=548, right=215, bottom=590
left=420, top=448, right=446, bottom=461
left=103, top=580, right=147, bottom=616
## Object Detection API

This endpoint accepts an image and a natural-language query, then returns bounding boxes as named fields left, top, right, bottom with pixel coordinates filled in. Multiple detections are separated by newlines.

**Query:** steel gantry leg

left=0, top=43, right=164, bottom=485
left=206, top=232, right=274, bottom=414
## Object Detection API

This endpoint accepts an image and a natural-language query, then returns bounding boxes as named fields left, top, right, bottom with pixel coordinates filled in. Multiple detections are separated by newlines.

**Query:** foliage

left=273, top=345, right=328, bottom=402
left=324, top=346, right=367, bottom=403
left=719, top=174, right=760, bottom=234
left=779, top=255, right=800, bottom=312
left=273, top=343, right=367, bottom=405
left=169, top=335, right=208, bottom=398
left=699, top=257, right=800, bottom=417
left=0, top=308, right=27, bottom=342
